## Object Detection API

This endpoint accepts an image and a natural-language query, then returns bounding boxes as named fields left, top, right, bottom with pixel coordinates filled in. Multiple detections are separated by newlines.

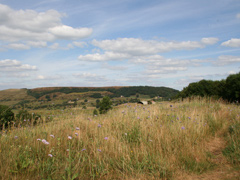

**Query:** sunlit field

left=1, top=97, right=240, bottom=179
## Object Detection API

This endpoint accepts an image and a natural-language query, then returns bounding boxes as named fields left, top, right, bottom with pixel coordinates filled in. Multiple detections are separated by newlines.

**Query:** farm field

left=0, top=98, right=240, bottom=179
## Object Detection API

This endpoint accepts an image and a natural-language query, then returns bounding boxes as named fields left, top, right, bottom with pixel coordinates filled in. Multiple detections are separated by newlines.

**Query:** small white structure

left=138, top=101, right=148, bottom=105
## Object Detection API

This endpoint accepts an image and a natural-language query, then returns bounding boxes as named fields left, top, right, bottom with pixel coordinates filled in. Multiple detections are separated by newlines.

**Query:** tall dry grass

left=0, top=98, right=239, bottom=179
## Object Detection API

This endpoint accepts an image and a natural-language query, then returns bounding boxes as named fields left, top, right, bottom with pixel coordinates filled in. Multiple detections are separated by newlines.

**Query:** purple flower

left=68, top=136, right=72, bottom=140
left=76, top=127, right=80, bottom=130
left=75, top=133, right=78, bottom=136
left=14, top=136, right=18, bottom=139
left=50, top=134, right=55, bottom=138
left=37, top=138, right=41, bottom=141
left=81, top=149, right=86, bottom=151
left=98, top=124, right=101, bottom=128
left=48, top=154, right=53, bottom=157
left=97, top=149, right=101, bottom=152
left=181, top=126, right=185, bottom=130
left=104, top=137, right=108, bottom=140
left=42, top=139, right=49, bottom=145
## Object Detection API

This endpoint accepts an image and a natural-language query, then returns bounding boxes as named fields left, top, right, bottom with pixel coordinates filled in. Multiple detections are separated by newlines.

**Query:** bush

left=0, top=105, right=14, bottom=129
left=93, top=109, right=99, bottom=116
left=99, top=96, right=112, bottom=114
left=16, top=110, right=41, bottom=125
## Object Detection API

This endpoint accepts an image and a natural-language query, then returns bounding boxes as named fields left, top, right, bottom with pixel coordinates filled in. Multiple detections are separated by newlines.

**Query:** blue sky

left=0, top=0, right=240, bottom=90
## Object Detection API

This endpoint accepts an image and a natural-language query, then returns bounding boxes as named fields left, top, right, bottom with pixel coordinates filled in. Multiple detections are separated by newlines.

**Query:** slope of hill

left=0, top=86, right=179, bottom=109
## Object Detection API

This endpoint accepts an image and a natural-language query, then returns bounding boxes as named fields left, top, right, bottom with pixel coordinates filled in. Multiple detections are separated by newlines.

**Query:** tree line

left=27, top=86, right=179, bottom=99
left=176, top=72, right=240, bottom=102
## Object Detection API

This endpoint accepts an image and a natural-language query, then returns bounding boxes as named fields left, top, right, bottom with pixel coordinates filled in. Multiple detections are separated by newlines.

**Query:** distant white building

left=138, top=101, right=148, bottom=105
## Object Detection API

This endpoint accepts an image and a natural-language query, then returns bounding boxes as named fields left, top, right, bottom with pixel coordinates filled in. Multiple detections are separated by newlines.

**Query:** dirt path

left=175, top=137, right=240, bottom=180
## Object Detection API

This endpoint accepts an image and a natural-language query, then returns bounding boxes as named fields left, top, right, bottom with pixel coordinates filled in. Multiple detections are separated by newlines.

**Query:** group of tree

left=176, top=72, right=240, bottom=102
left=0, top=105, right=41, bottom=129
left=27, top=86, right=179, bottom=100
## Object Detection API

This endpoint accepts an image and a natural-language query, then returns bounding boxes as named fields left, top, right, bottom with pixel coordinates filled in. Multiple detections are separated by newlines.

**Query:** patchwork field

left=0, top=98, right=240, bottom=179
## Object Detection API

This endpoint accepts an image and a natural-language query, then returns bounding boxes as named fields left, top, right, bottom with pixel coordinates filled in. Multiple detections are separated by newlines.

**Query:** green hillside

left=0, top=86, right=179, bottom=110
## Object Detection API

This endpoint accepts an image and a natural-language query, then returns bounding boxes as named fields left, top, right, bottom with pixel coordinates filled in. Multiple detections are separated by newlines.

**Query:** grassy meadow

left=0, top=97, right=240, bottom=179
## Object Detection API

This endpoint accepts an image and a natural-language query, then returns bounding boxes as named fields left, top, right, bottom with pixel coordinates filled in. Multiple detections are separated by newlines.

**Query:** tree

left=0, top=105, right=14, bottom=129
left=225, top=72, right=240, bottom=102
left=99, top=96, right=112, bottom=114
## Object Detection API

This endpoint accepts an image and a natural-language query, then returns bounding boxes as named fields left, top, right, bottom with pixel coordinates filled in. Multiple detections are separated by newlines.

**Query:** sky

left=0, top=0, right=240, bottom=91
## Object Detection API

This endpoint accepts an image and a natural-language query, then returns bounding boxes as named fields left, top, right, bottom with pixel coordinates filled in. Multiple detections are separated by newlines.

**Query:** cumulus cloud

left=201, top=37, right=219, bottom=45
left=78, top=38, right=215, bottom=74
left=0, top=59, right=37, bottom=71
left=221, top=38, right=240, bottom=47
left=91, top=37, right=218, bottom=55
left=78, top=51, right=131, bottom=61
left=214, top=55, right=240, bottom=66
left=6, top=43, right=30, bottom=50
left=0, top=3, right=92, bottom=49
left=27, top=41, right=47, bottom=48
left=49, top=25, right=93, bottom=40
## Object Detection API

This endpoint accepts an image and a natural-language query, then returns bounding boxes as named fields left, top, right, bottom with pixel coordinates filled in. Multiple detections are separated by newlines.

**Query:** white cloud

left=201, top=37, right=219, bottom=45
left=27, top=41, right=47, bottom=48
left=78, top=51, right=131, bottom=61
left=49, top=25, right=92, bottom=40
left=91, top=37, right=218, bottom=55
left=36, top=75, right=62, bottom=80
left=0, top=59, right=21, bottom=67
left=0, top=3, right=92, bottom=49
left=221, top=38, right=240, bottom=47
left=214, top=55, right=240, bottom=66
left=0, top=59, right=37, bottom=71
left=6, top=43, right=30, bottom=50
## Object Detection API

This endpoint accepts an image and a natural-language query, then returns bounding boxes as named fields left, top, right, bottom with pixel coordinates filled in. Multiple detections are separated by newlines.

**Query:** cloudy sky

left=0, top=0, right=240, bottom=90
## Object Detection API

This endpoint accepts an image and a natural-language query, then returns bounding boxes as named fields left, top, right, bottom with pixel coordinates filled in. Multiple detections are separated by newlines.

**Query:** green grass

left=0, top=98, right=239, bottom=179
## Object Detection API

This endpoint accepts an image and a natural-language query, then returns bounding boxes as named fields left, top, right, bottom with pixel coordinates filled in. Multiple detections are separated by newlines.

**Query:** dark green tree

left=99, top=96, right=112, bottom=114
left=224, top=72, right=240, bottom=102
left=0, top=105, right=14, bottom=129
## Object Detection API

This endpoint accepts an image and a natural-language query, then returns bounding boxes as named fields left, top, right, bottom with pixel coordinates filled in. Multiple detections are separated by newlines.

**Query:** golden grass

left=0, top=98, right=239, bottom=179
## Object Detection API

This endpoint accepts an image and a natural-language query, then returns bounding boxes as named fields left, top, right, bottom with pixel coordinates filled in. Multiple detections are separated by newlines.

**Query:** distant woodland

left=27, top=86, right=179, bottom=99
left=176, top=72, right=240, bottom=102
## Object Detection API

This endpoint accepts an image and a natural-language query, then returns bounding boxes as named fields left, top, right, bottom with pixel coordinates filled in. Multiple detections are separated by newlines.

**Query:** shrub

left=99, top=96, right=112, bottom=114
left=93, top=109, right=99, bottom=116
left=16, top=110, right=41, bottom=125
left=0, top=105, right=14, bottom=129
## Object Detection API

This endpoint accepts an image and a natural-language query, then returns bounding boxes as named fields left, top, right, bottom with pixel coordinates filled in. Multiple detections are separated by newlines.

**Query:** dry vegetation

left=0, top=98, right=240, bottom=179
